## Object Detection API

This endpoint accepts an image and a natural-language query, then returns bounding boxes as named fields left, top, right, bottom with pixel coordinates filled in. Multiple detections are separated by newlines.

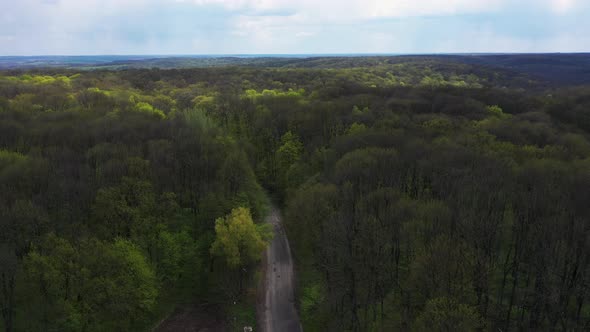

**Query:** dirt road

left=259, top=207, right=303, bottom=332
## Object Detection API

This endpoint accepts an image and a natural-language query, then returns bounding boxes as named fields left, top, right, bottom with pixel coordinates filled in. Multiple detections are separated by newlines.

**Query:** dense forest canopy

left=1, top=55, right=590, bottom=331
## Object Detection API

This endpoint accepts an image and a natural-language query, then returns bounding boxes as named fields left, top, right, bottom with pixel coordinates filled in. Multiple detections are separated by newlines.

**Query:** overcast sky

left=0, top=0, right=589, bottom=55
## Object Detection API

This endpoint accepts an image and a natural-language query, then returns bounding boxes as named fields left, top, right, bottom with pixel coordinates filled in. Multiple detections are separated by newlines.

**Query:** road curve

left=259, top=206, right=303, bottom=332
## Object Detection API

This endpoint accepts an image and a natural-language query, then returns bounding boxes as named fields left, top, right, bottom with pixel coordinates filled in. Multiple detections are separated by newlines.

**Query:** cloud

left=177, top=0, right=585, bottom=18
left=198, top=0, right=584, bottom=47
left=223, top=0, right=500, bottom=47
left=550, top=0, right=578, bottom=13
left=0, top=0, right=588, bottom=54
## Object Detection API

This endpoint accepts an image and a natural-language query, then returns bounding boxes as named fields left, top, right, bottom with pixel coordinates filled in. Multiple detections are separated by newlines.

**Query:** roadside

left=155, top=305, right=227, bottom=332
left=154, top=205, right=299, bottom=332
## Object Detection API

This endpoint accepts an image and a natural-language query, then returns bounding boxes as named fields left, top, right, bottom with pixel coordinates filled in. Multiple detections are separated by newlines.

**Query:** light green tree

left=210, top=207, right=271, bottom=293
left=211, top=207, right=271, bottom=269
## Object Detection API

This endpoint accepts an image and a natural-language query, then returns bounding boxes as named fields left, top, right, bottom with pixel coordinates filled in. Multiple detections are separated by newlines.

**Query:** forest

left=1, top=55, right=590, bottom=331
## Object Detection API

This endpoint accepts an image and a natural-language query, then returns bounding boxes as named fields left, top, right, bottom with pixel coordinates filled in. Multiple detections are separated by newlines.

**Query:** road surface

left=259, top=207, right=303, bottom=332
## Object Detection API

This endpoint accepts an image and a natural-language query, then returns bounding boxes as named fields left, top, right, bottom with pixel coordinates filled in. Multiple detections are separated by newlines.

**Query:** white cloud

left=215, top=0, right=589, bottom=50
left=182, top=0, right=589, bottom=19
left=182, top=0, right=504, bottom=18
left=550, top=0, right=578, bottom=13
left=187, top=0, right=278, bottom=11
left=223, top=0, right=504, bottom=48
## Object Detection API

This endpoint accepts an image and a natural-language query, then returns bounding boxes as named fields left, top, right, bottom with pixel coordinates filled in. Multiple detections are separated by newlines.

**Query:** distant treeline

left=2, top=54, right=590, bottom=86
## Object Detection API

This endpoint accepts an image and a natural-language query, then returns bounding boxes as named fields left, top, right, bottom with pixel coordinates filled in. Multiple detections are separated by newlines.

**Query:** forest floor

left=258, top=206, right=303, bottom=332
left=154, top=304, right=227, bottom=332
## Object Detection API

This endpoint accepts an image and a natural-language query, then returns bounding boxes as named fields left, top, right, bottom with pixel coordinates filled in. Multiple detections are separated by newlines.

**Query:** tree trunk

left=1, top=273, right=15, bottom=332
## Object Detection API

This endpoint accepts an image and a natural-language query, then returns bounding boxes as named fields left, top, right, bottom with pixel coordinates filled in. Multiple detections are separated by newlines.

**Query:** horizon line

left=1, top=52, right=590, bottom=58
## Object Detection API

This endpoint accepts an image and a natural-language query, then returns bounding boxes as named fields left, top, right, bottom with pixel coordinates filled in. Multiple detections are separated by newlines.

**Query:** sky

left=0, top=0, right=589, bottom=55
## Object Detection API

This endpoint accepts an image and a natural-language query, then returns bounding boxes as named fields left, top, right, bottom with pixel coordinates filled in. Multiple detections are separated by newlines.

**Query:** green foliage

left=218, top=149, right=269, bottom=220
left=486, top=104, right=509, bottom=118
left=153, top=230, right=197, bottom=285
left=10, top=93, right=42, bottom=113
left=243, top=88, right=305, bottom=100
left=277, top=131, right=304, bottom=164
left=134, top=101, right=166, bottom=119
left=192, top=95, right=216, bottom=110
left=300, top=283, right=326, bottom=320
left=17, top=75, right=71, bottom=86
left=275, top=131, right=304, bottom=195
left=92, top=177, right=157, bottom=239
left=351, top=105, right=369, bottom=116
left=420, top=73, right=445, bottom=87
left=0, top=150, right=28, bottom=168
left=346, top=122, right=368, bottom=135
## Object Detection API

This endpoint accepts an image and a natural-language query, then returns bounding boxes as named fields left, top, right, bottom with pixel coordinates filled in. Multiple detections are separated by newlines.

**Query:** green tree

left=275, top=131, right=304, bottom=194
left=19, top=236, right=158, bottom=332
left=0, top=200, right=48, bottom=332
left=210, top=207, right=271, bottom=293
left=211, top=207, right=270, bottom=269
left=18, top=234, right=80, bottom=332
left=91, top=177, right=156, bottom=240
